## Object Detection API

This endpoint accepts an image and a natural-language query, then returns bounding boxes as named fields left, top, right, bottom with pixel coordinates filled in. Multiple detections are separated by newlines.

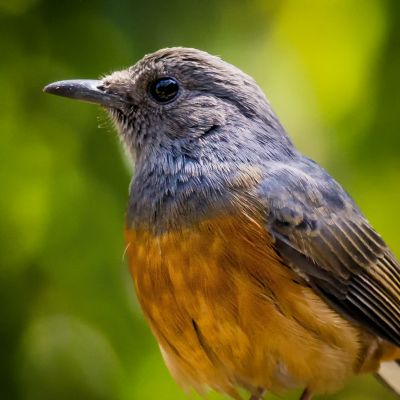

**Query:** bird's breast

left=125, top=212, right=376, bottom=396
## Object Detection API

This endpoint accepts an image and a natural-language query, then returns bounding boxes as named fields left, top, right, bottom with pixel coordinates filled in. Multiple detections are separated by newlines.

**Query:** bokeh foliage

left=1, top=0, right=400, bottom=399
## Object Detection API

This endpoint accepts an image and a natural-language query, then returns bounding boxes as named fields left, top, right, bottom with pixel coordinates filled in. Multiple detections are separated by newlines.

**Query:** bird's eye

left=148, top=77, right=179, bottom=104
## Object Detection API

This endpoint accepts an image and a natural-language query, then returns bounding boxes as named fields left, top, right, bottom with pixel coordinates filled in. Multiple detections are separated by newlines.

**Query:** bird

left=44, top=47, right=400, bottom=400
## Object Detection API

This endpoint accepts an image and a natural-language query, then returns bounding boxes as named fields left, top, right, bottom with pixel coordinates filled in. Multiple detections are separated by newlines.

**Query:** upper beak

left=43, top=79, right=127, bottom=109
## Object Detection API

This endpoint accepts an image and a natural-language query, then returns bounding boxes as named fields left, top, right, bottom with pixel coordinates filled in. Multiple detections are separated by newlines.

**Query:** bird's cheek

left=164, top=105, right=227, bottom=139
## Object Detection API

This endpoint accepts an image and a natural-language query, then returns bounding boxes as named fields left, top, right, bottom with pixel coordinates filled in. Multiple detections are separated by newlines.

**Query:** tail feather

left=376, top=360, right=400, bottom=396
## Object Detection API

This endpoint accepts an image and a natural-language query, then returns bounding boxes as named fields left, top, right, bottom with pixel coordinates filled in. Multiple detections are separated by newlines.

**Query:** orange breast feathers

left=125, top=213, right=396, bottom=398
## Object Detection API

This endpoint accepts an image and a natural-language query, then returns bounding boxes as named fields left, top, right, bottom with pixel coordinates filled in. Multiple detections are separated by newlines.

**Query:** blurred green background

left=1, top=0, right=400, bottom=399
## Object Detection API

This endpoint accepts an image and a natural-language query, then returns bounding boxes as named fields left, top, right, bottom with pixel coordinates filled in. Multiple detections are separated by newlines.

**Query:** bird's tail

left=376, top=360, right=400, bottom=396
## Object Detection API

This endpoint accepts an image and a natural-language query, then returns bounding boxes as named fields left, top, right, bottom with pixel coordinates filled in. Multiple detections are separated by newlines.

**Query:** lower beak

left=43, top=79, right=127, bottom=109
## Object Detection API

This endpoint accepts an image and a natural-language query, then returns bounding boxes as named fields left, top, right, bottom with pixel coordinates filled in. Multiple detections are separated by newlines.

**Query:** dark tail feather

left=376, top=360, right=400, bottom=396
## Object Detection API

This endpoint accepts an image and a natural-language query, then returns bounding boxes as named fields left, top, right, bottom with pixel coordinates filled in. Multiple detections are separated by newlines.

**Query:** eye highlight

left=148, top=77, right=179, bottom=104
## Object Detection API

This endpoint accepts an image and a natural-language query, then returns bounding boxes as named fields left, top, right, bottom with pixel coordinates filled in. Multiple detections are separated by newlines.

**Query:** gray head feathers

left=100, top=48, right=298, bottom=230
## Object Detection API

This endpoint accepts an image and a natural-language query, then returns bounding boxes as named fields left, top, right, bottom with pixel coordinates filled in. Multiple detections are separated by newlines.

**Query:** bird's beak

left=43, top=79, right=127, bottom=109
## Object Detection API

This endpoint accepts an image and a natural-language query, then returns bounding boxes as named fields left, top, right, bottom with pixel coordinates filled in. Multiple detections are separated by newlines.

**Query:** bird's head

left=44, top=47, right=293, bottom=164
left=44, top=48, right=296, bottom=229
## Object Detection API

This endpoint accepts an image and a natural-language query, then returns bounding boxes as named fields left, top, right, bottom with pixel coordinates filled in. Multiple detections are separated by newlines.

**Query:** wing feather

left=261, top=159, right=400, bottom=346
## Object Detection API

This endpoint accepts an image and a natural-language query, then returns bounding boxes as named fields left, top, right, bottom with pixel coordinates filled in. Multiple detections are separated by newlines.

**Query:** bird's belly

left=125, top=214, right=372, bottom=396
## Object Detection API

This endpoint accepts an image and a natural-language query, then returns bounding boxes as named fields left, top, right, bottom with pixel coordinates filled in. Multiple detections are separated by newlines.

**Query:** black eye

left=148, top=77, right=179, bottom=103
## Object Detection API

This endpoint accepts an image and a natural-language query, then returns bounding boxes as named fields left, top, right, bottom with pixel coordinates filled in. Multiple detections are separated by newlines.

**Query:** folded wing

left=260, top=159, right=400, bottom=346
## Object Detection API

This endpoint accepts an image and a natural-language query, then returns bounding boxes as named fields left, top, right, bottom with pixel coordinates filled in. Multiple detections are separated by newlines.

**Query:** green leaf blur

left=1, top=1, right=399, bottom=399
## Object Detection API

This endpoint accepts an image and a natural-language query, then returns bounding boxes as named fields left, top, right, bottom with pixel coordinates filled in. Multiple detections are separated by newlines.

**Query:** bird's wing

left=260, top=159, right=400, bottom=346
